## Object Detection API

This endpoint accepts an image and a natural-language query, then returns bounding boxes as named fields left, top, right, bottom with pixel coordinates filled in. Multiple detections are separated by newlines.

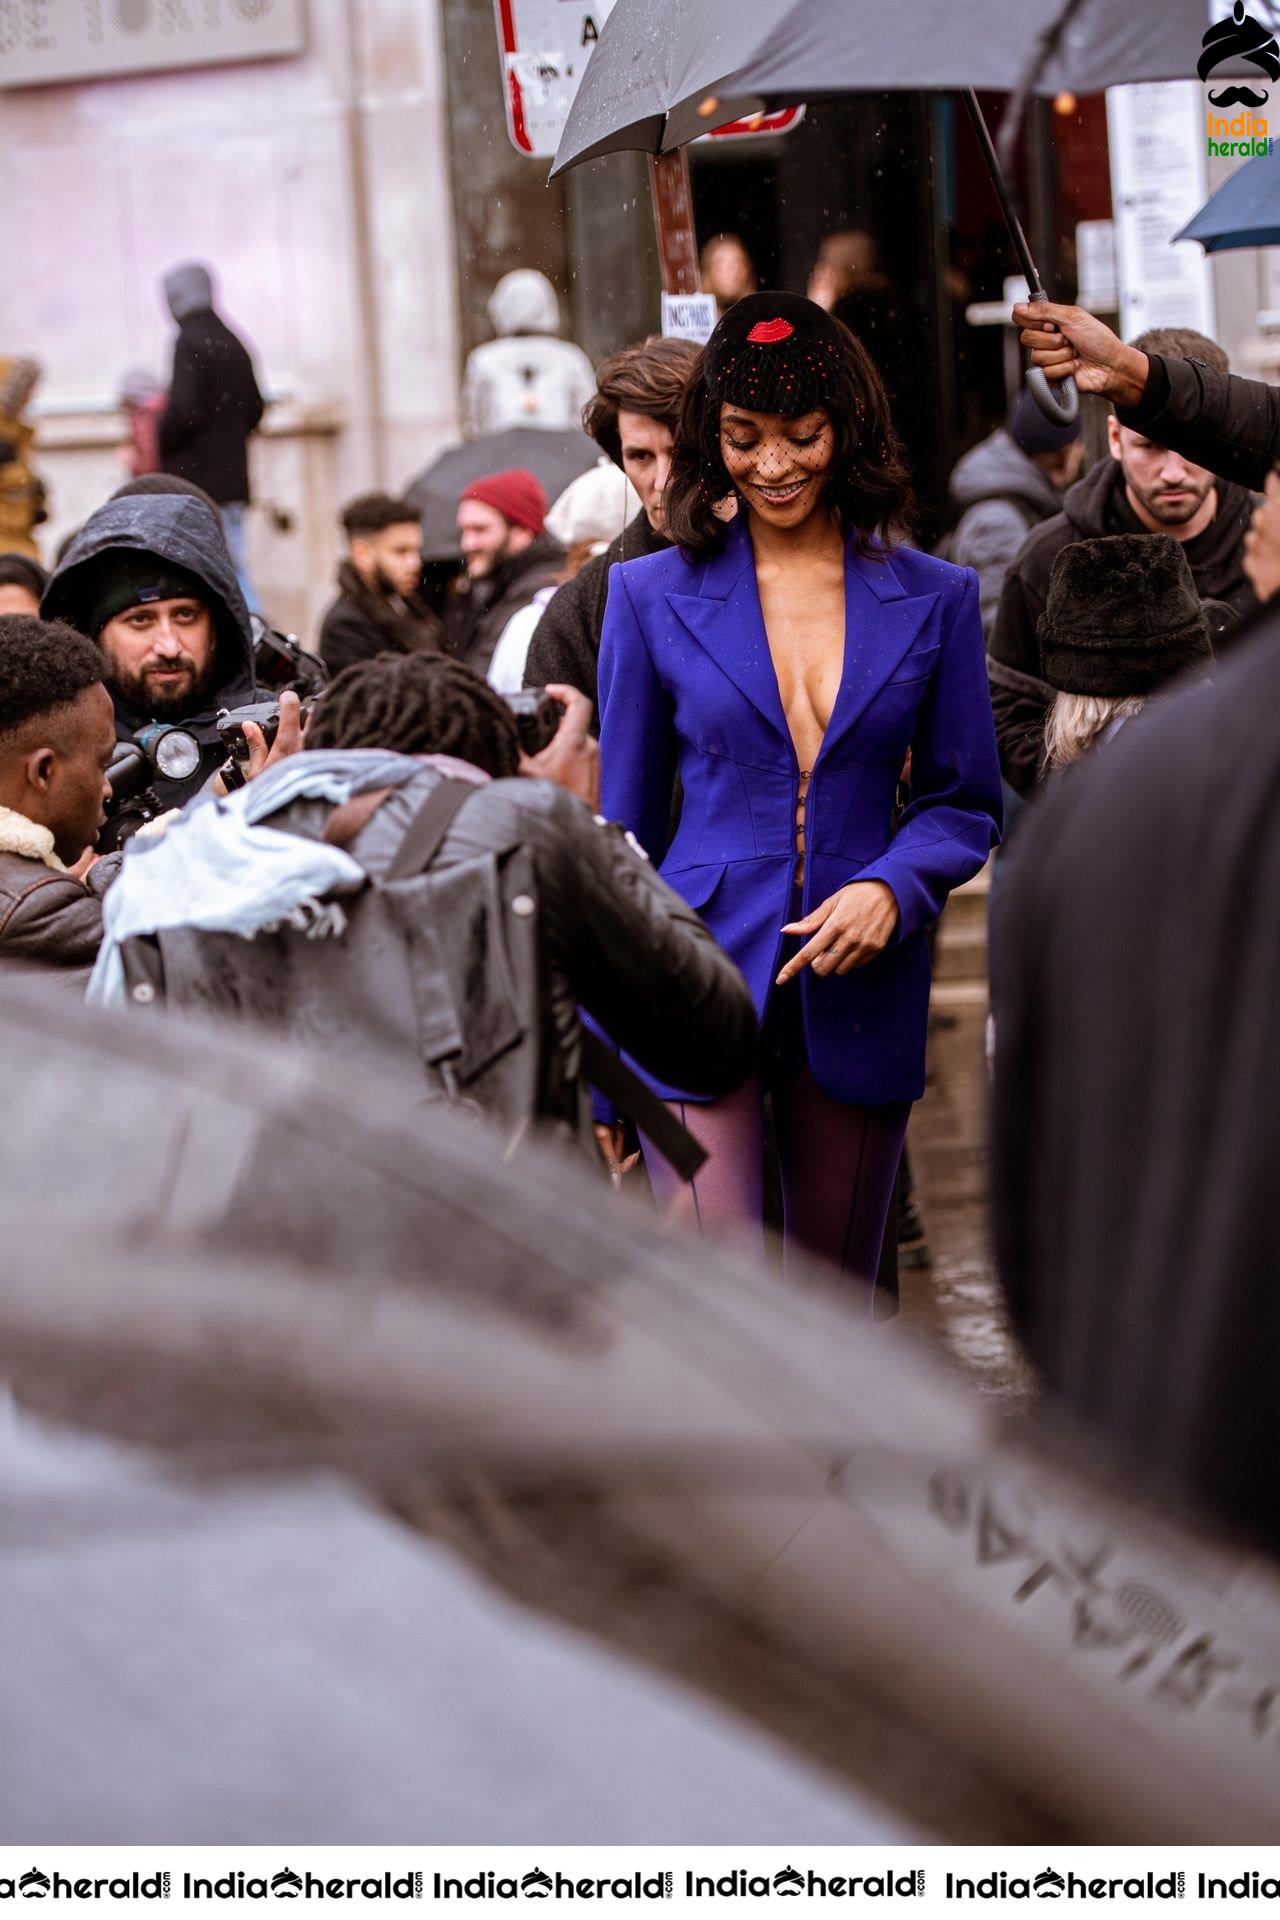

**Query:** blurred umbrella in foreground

left=405, top=426, right=599, bottom=560
left=1, top=981, right=1280, bottom=1842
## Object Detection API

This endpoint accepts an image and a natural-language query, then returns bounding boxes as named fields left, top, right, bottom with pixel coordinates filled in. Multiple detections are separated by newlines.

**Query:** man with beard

left=318, top=493, right=441, bottom=677
left=524, top=336, right=699, bottom=726
left=450, top=470, right=564, bottom=682
left=988, top=327, right=1259, bottom=796
left=41, top=488, right=257, bottom=817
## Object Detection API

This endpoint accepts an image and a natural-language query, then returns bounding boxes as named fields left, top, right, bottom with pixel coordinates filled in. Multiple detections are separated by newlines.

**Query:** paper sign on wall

left=660, top=293, right=719, bottom=344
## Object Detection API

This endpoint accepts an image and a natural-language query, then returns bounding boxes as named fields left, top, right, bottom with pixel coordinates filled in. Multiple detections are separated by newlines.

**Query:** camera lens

left=149, top=726, right=203, bottom=782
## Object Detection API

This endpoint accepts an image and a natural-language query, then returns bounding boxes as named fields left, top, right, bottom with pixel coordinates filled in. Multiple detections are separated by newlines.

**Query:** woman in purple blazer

left=598, top=292, right=1001, bottom=1302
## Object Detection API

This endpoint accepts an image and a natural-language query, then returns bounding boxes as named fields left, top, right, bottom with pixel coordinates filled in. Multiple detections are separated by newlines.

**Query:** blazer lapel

left=816, top=545, right=939, bottom=766
left=666, top=517, right=790, bottom=743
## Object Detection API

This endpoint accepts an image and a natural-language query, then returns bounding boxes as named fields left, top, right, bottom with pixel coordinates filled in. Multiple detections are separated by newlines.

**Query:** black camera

left=250, top=617, right=329, bottom=698
left=216, top=692, right=321, bottom=789
left=101, top=722, right=206, bottom=850
left=503, top=688, right=565, bottom=756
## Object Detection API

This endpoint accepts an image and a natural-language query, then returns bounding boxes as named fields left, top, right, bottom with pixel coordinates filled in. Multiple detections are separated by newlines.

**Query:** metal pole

left=648, top=147, right=701, bottom=295
left=961, top=88, right=1044, bottom=296
left=962, top=89, right=1078, bottom=425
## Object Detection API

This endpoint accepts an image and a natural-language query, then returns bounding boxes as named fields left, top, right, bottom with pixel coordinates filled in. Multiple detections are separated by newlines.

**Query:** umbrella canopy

left=553, top=0, right=1261, bottom=174
left=1175, top=143, right=1280, bottom=253
left=405, top=426, right=601, bottom=559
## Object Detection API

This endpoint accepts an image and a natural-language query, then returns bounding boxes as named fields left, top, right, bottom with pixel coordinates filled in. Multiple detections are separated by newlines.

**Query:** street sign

left=493, top=0, right=803, bottom=158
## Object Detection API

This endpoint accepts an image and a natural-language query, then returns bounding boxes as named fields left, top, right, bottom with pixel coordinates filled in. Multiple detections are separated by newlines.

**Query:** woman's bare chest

left=758, top=570, right=846, bottom=764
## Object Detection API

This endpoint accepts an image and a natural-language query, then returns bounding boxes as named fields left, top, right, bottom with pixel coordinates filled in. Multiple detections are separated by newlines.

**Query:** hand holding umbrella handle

left=1024, top=288, right=1079, bottom=426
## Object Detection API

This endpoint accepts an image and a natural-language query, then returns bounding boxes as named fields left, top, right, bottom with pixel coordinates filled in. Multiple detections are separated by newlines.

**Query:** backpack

left=120, top=777, right=704, bottom=1177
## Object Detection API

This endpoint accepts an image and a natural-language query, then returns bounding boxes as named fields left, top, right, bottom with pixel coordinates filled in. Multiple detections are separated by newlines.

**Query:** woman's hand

left=776, top=880, right=899, bottom=985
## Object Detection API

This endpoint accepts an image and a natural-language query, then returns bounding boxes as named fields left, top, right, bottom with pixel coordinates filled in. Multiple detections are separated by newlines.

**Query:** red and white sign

left=493, top=0, right=803, bottom=158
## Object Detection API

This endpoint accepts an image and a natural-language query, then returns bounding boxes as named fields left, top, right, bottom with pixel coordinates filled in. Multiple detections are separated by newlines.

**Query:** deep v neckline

left=750, top=538, right=848, bottom=885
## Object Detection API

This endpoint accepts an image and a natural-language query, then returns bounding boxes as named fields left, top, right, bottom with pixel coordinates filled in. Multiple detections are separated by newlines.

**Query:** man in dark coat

left=158, top=262, right=265, bottom=611
left=1015, top=298, right=1280, bottom=494
left=42, top=488, right=256, bottom=815
left=524, top=336, right=699, bottom=723
left=318, top=493, right=442, bottom=678
left=990, top=596, right=1280, bottom=1554
left=450, top=470, right=563, bottom=682
left=989, top=327, right=1258, bottom=795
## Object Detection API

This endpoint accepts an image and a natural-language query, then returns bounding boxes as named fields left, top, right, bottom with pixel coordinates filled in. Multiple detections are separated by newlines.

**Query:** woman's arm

left=597, top=566, right=677, bottom=864
left=856, top=568, right=1003, bottom=939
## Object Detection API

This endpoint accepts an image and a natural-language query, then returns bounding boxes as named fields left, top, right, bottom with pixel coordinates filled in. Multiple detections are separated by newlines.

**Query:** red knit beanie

left=459, top=468, right=548, bottom=535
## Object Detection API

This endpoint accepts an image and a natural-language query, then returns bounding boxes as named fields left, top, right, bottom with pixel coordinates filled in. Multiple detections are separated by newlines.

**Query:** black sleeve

left=158, top=333, right=203, bottom=457
left=242, top=347, right=265, bottom=434
left=987, top=563, right=1051, bottom=797
left=534, top=790, right=756, bottom=1098
left=523, top=559, right=607, bottom=723
left=1117, top=353, right=1280, bottom=494
left=318, top=603, right=381, bottom=680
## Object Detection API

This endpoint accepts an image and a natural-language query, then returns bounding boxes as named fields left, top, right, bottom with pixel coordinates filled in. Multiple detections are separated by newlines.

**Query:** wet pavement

left=897, top=978, right=1038, bottom=1413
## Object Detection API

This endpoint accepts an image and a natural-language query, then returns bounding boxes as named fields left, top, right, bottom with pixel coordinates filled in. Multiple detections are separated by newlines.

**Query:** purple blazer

left=597, top=515, right=1001, bottom=1105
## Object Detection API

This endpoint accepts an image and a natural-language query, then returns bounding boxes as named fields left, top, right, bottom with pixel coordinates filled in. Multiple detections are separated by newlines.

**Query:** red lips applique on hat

left=746, top=318, right=795, bottom=344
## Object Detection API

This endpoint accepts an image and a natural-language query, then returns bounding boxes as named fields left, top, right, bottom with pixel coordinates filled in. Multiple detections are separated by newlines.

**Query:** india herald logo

left=1199, top=2, right=1280, bottom=108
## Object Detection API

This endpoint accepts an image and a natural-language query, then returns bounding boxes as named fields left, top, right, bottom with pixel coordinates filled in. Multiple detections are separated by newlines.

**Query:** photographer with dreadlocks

left=90, top=656, right=757, bottom=1180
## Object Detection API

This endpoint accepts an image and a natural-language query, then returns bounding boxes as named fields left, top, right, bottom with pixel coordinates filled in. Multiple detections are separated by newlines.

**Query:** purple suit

left=598, top=515, right=1001, bottom=1105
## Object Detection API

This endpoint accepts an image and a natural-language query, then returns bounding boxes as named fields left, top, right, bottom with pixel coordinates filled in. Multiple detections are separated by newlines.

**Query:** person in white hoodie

left=460, top=270, right=596, bottom=438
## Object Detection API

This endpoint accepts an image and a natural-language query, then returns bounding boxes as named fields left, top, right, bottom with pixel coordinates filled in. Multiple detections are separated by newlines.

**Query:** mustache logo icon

left=1208, top=82, right=1272, bottom=104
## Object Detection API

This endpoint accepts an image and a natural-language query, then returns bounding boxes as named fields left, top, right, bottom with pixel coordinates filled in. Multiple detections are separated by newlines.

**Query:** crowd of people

left=4, top=258, right=1280, bottom=1553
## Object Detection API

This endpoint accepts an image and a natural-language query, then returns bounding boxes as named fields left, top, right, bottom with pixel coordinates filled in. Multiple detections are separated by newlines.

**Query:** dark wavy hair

left=663, top=321, right=913, bottom=561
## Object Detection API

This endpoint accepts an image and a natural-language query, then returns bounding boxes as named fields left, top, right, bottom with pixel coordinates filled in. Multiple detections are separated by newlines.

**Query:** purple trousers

left=644, top=966, right=909, bottom=1312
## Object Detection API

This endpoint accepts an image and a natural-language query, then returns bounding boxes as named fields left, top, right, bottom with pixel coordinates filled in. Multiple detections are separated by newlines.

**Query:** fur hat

left=703, top=291, right=849, bottom=416
left=1038, top=535, right=1212, bottom=697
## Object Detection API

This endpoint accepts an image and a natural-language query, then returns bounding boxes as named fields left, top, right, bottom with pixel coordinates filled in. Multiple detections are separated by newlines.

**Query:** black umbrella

left=405, top=426, right=601, bottom=560
left=552, top=0, right=1265, bottom=423
left=553, top=0, right=1260, bottom=173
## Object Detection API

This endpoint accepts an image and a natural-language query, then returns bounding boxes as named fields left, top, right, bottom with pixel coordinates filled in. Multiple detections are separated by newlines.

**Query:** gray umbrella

left=405, top=425, right=601, bottom=560
left=552, top=0, right=1263, bottom=425
left=552, top=0, right=1260, bottom=174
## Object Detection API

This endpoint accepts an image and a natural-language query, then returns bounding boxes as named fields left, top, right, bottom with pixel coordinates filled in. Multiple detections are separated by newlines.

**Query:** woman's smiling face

left=719, top=404, right=836, bottom=528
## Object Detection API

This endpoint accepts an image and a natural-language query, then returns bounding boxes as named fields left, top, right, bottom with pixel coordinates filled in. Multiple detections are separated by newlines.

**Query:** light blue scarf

left=88, top=750, right=433, bottom=1007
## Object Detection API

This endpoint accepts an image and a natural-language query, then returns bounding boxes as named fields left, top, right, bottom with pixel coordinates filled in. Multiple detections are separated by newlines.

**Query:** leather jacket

left=0, top=850, right=104, bottom=973
left=150, top=763, right=758, bottom=1169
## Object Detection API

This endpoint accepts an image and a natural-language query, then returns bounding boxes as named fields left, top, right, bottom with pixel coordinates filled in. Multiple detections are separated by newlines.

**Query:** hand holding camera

left=214, top=690, right=306, bottom=792
left=514, top=684, right=599, bottom=811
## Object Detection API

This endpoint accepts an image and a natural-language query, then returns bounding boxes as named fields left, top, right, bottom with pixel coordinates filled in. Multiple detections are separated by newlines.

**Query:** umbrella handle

left=1026, top=365, right=1080, bottom=427
left=1024, top=285, right=1080, bottom=426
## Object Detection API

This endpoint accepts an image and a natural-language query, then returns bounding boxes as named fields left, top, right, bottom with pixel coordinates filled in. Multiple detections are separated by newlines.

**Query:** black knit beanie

left=1038, top=535, right=1212, bottom=697
left=703, top=291, right=850, bottom=416
left=78, top=552, right=210, bottom=638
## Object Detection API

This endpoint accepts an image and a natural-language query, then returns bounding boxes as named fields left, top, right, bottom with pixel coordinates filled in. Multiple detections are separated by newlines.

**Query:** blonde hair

left=1044, top=691, right=1147, bottom=772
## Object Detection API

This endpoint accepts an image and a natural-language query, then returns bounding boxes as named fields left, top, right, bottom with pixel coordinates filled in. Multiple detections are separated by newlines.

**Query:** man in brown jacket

left=0, top=615, right=118, bottom=970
